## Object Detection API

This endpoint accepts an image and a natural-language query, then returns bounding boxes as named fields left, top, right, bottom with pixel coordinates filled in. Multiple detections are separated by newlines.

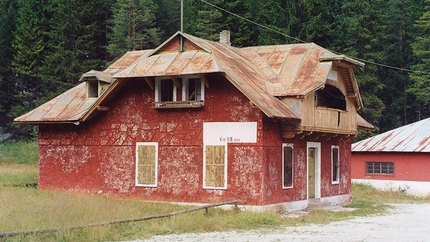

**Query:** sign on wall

left=203, top=122, right=257, bottom=144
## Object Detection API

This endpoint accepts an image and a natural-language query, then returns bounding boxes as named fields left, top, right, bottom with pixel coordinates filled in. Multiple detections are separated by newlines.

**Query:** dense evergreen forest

left=1, top=0, right=430, bottom=140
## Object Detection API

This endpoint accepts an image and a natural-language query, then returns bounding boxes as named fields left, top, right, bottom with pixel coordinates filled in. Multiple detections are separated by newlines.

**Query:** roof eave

left=319, top=55, right=365, bottom=67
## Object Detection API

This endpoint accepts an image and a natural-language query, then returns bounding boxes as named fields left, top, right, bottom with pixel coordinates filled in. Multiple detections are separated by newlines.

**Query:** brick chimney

left=219, top=30, right=231, bottom=46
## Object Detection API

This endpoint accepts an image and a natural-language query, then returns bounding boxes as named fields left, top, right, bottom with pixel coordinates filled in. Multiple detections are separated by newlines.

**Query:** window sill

left=153, top=100, right=204, bottom=109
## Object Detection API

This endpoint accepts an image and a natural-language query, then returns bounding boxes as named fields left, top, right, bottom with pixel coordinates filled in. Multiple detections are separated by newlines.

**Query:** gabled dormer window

left=80, top=70, right=112, bottom=100
left=153, top=75, right=205, bottom=108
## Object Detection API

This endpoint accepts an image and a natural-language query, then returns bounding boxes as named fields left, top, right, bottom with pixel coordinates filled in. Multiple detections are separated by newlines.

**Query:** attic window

left=153, top=76, right=204, bottom=108
left=81, top=70, right=112, bottom=100
left=88, top=80, right=99, bottom=98
left=315, top=85, right=346, bottom=111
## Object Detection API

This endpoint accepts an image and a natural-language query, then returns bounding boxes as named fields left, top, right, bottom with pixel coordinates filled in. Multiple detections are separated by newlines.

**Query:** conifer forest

left=1, top=0, right=430, bottom=139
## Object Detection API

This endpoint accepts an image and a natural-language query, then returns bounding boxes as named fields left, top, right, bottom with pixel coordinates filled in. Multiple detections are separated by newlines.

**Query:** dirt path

left=140, top=203, right=430, bottom=242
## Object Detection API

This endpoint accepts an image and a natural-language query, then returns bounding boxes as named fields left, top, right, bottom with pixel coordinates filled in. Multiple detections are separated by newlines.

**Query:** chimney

left=219, top=30, right=231, bottom=46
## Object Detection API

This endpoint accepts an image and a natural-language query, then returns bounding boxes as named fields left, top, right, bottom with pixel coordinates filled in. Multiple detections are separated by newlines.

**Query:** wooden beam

left=199, top=74, right=209, bottom=88
left=171, top=76, right=181, bottom=89
left=96, top=106, right=109, bottom=111
left=144, top=77, right=154, bottom=90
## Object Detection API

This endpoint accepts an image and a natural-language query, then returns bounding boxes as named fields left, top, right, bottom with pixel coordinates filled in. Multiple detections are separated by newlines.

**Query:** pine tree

left=157, top=0, right=181, bottom=39
left=108, top=0, right=161, bottom=59
left=10, top=0, right=49, bottom=116
left=222, top=0, right=256, bottom=47
left=408, top=0, right=430, bottom=119
left=0, top=0, right=17, bottom=125
left=194, top=0, right=224, bottom=41
left=41, top=0, right=111, bottom=103
left=332, top=0, right=388, bottom=132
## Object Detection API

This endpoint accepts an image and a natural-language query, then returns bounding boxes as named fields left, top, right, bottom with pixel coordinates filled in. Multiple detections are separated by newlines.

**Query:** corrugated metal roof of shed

left=352, top=117, right=430, bottom=152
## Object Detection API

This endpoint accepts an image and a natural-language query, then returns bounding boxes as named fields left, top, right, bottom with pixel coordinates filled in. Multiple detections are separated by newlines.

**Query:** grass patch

left=0, top=140, right=38, bottom=164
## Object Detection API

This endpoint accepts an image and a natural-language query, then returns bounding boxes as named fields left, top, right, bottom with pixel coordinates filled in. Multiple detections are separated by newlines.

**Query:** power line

left=199, top=0, right=430, bottom=76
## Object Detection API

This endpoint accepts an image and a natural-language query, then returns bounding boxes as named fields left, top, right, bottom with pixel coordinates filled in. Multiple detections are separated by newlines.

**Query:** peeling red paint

left=38, top=73, right=353, bottom=206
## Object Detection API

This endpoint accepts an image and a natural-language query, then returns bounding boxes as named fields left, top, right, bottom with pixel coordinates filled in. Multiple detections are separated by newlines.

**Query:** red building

left=352, top=118, right=430, bottom=197
left=15, top=32, right=370, bottom=211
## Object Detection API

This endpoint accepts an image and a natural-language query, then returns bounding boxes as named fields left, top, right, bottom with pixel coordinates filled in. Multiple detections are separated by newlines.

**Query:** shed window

left=316, top=85, right=346, bottom=111
left=204, top=145, right=226, bottom=189
left=282, top=143, right=293, bottom=188
left=366, top=161, right=394, bottom=175
left=331, top=145, right=340, bottom=184
left=136, top=142, right=158, bottom=187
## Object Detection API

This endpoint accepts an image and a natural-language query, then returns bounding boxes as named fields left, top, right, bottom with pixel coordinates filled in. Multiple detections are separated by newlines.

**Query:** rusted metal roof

left=352, top=117, right=430, bottom=152
left=14, top=83, right=91, bottom=124
left=14, top=50, right=147, bottom=124
left=15, top=32, right=364, bottom=125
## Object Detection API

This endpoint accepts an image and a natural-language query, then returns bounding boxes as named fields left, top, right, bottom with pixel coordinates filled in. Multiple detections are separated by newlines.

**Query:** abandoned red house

left=15, top=31, right=371, bottom=211
left=352, top=117, right=430, bottom=197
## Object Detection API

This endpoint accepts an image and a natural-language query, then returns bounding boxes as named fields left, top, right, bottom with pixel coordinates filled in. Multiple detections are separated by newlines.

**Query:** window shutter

left=137, top=145, right=156, bottom=185
left=205, top=145, right=226, bottom=187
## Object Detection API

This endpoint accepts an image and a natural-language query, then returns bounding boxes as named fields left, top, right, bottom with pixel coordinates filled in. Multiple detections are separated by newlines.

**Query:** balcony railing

left=152, top=100, right=204, bottom=109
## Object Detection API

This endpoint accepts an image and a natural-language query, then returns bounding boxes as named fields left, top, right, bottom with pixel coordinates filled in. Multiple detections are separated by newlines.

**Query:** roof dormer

left=79, top=70, right=112, bottom=99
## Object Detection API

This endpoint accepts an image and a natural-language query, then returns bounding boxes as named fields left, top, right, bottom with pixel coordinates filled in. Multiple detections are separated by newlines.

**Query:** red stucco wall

left=351, top=152, right=430, bottom=182
left=38, top=73, right=352, bottom=206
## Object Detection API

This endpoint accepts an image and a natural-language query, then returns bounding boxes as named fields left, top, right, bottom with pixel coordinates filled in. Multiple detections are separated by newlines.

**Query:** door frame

left=307, top=142, right=321, bottom=199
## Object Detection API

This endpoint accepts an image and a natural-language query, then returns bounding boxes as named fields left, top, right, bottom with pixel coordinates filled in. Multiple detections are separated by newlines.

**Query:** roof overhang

left=79, top=70, right=112, bottom=83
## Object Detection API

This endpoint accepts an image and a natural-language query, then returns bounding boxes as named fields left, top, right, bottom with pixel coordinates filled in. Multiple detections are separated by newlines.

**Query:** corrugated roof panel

left=352, top=118, right=430, bottom=152
left=266, top=45, right=293, bottom=76
left=164, top=51, right=197, bottom=75
left=145, top=53, right=178, bottom=76
left=128, top=56, right=158, bottom=76
left=277, top=44, right=309, bottom=89
left=42, top=85, right=83, bottom=119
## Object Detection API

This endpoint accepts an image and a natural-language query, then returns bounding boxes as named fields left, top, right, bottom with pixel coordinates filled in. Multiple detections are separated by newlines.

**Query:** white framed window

left=155, top=78, right=177, bottom=102
left=282, top=143, right=294, bottom=189
left=331, top=145, right=340, bottom=184
left=182, top=76, right=204, bottom=101
left=135, top=142, right=158, bottom=187
left=203, top=144, right=227, bottom=189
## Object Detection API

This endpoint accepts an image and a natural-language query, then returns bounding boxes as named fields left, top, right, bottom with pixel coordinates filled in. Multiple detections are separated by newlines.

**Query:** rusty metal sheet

left=164, top=51, right=197, bottom=75
left=352, top=118, right=430, bottom=152
left=277, top=44, right=308, bottom=89
left=16, top=32, right=363, bottom=124
left=107, top=50, right=151, bottom=70
left=266, top=45, right=293, bottom=75
left=14, top=83, right=89, bottom=123
left=128, top=56, right=158, bottom=76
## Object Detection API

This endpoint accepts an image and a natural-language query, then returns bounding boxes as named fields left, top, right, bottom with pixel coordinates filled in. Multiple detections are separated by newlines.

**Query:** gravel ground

left=139, top=203, right=430, bottom=242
